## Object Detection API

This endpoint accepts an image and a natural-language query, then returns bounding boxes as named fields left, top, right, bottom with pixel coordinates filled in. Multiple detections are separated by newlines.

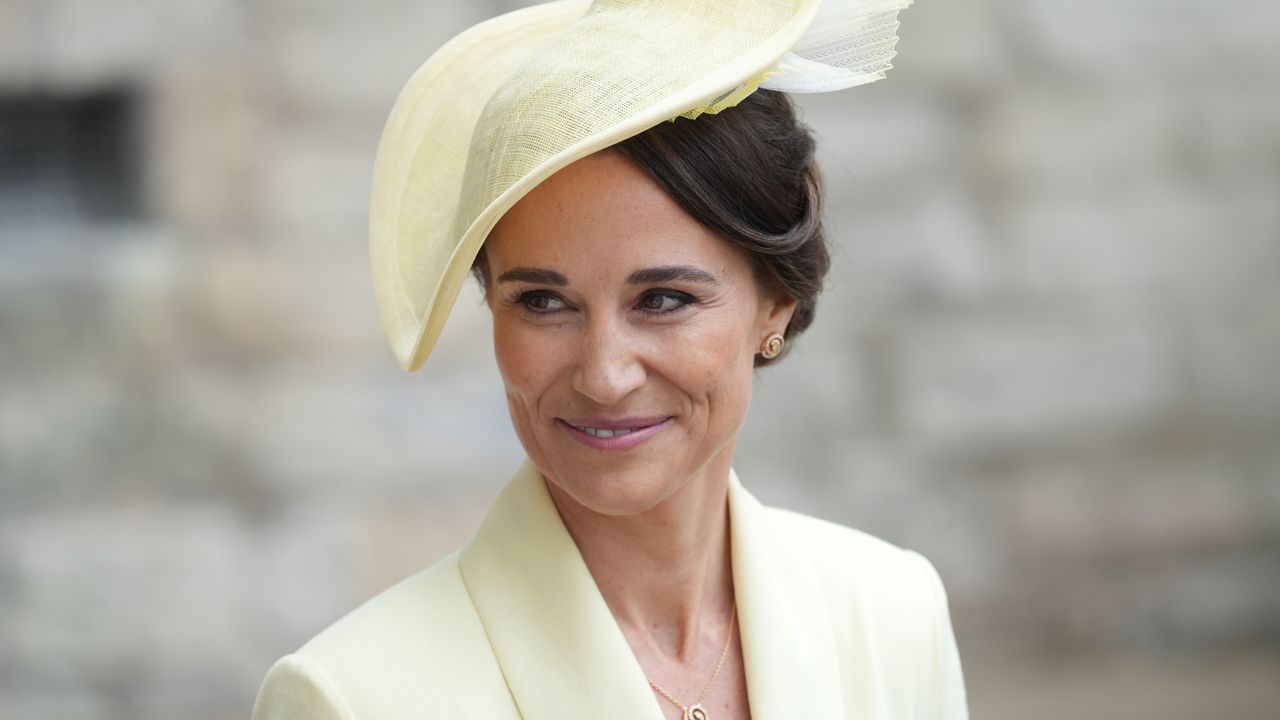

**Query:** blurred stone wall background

left=1, top=0, right=1277, bottom=718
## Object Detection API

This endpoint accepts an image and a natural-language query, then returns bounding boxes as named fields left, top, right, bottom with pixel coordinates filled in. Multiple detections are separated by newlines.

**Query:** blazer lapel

left=729, top=469, right=847, bottom=718
left=458, top=459, right=663, bottom=720
left=458, top=460, right=845, bottom=719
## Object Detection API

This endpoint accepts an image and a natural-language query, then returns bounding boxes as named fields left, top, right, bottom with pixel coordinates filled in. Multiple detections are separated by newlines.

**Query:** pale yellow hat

left=370, top=0, right=913, bottom=371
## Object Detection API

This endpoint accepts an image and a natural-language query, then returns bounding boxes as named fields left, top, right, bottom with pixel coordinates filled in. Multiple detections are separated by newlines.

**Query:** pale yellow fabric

left=252, top=460, right=968, bottom=719
left=368, top=0, right=916, bottom=372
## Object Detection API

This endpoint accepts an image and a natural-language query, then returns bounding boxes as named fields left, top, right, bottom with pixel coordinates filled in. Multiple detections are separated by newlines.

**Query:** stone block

left=0, top=504, right=262, bottom=717
left=1183, top=289, right=1280, bottom=428
left=0, top=0, right=36, bottom=88
left=352, top=498, right=493, bottom=593
left=966, top=651, right=1280, bottom=720
left=149, top=62, right=259, bottom=232
left=1196, top=88, right=1280, bottom=185
left=1015, top=0, right=1280, bottom=83
left=895, top=0, right=1016, bottom=90
left=1004, top=451, right=1270, bottom=565
left=10, top=0, right=247, bottom=90
left=215, top=365, right=520, bottom=497
left=893, top=310, right=1182, bottom=452
left=1107, top=548, right=1280, bottom=649
left=249, top=120, right=378, bottom=237
left=823, top=184, right=998, bottom=313
left=179, top=246, right=379, bottom=362
left=255, top=0, right=489, bottom=117
left=976, top=88, right=1188, bottom=198
left=996, top=182, right=1276, bottom=309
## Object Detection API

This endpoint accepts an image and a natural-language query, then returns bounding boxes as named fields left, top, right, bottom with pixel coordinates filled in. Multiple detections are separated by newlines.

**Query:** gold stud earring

left=759, top=333, right=785, bottom=360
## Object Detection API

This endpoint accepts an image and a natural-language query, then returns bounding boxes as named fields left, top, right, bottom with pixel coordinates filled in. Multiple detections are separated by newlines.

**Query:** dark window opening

left=0, top=88, right=145, bottom=225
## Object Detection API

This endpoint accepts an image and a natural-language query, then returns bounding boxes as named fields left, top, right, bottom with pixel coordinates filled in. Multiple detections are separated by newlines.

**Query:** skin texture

left=484, top=150, right=795, bottom=718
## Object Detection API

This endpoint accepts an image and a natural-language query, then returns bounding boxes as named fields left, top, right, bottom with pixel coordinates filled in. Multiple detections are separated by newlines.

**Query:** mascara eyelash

left=635, top=290, right=697, bottom=317
left=508, top=288, right=566, bottom=315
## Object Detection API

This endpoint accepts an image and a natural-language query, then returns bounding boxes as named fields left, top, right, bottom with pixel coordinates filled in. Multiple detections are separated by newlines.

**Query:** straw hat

left=370, top=0, right=913, bottom=371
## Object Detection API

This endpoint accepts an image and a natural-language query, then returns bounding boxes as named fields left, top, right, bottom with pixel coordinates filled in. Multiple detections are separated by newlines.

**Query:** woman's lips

left=556, top=416, right=672, bottom=451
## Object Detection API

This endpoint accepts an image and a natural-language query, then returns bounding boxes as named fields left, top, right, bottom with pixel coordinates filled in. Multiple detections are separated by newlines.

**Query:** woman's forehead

left=486, top=153, right=742, bottom=276
left=498, top=152, right=680, bottom=234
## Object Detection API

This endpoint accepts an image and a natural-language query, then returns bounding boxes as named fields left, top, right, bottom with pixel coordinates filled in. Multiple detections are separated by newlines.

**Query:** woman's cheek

left=495, top=319, right=544, bottom=389
left=671, top=318, right=751, bottom=380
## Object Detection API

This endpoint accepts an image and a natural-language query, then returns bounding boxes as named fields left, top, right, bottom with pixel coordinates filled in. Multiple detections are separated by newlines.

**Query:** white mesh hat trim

left=761, top=0, right=912, bottom=93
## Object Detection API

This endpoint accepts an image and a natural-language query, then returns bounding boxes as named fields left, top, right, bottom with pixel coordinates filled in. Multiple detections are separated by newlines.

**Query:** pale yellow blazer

left=252, top=460, right=968, bottom=719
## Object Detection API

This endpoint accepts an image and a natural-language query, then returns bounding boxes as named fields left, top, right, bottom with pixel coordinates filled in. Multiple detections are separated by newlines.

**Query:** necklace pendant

left=684, top=704, right=708, bottom=720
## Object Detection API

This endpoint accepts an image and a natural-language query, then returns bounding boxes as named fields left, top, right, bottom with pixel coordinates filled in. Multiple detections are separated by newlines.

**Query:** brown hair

left=472, top=89, right=828, bottom=367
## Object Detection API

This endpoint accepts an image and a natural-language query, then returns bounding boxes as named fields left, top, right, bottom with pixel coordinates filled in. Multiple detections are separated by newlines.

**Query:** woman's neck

left=544, top=451, right=737, bottom=662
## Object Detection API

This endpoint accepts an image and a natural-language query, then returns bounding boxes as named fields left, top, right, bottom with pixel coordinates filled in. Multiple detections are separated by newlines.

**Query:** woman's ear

left=759, top=291, right=798, bottom=338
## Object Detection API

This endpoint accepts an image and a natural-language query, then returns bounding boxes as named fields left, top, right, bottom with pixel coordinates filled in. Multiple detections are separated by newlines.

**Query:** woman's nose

left=571, top=317, right=646, bottom=406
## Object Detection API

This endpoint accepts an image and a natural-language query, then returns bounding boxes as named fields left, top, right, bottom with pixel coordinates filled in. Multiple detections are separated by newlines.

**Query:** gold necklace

left=647, top=604, right=737, bottom=720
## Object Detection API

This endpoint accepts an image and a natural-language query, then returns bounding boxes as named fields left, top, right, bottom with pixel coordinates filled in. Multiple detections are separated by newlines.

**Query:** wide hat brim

left=370, top=0, right=910, bottom=371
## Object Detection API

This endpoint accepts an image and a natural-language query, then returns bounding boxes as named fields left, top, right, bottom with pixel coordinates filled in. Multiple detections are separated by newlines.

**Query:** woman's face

left=484, top=151, right=795, bottom=517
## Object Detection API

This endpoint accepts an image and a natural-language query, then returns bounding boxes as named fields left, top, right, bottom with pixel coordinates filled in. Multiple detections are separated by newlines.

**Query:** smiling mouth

left=557, top=416, right=672, bottom=443
left=575, top=425, right=643, bottom=439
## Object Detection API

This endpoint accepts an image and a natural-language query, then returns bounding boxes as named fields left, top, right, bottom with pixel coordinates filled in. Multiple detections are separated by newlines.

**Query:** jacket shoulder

left=253, top=552, right=516, bottom=719
left=765, top=506, right=928, bottom=591
left=765, top=507, right=969, bottom=719
left=252, top=653, right=354, bottom=720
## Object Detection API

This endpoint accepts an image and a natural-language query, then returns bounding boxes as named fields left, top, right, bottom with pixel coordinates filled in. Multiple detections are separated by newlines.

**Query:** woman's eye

left=517, top=291, right=566, bottom=314
left=637, top=290, right=694, bottom=315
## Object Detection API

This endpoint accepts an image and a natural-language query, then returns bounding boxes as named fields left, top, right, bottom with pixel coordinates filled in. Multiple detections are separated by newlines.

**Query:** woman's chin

left=541, top=465, right=680, bottom=518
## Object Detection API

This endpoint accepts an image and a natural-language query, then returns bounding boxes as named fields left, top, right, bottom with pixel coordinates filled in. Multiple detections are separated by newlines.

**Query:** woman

left=254, top=1, right=965, bottom=718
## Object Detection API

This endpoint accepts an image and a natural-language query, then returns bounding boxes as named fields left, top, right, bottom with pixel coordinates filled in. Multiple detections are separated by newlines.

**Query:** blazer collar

left=458, top=459, right=844, bottom=719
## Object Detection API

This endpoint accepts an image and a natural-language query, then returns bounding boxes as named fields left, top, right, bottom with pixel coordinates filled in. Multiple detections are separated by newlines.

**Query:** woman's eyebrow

left=495, top=267, right=569, bottom=285
left=627, top=266, right=720, bottom=286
